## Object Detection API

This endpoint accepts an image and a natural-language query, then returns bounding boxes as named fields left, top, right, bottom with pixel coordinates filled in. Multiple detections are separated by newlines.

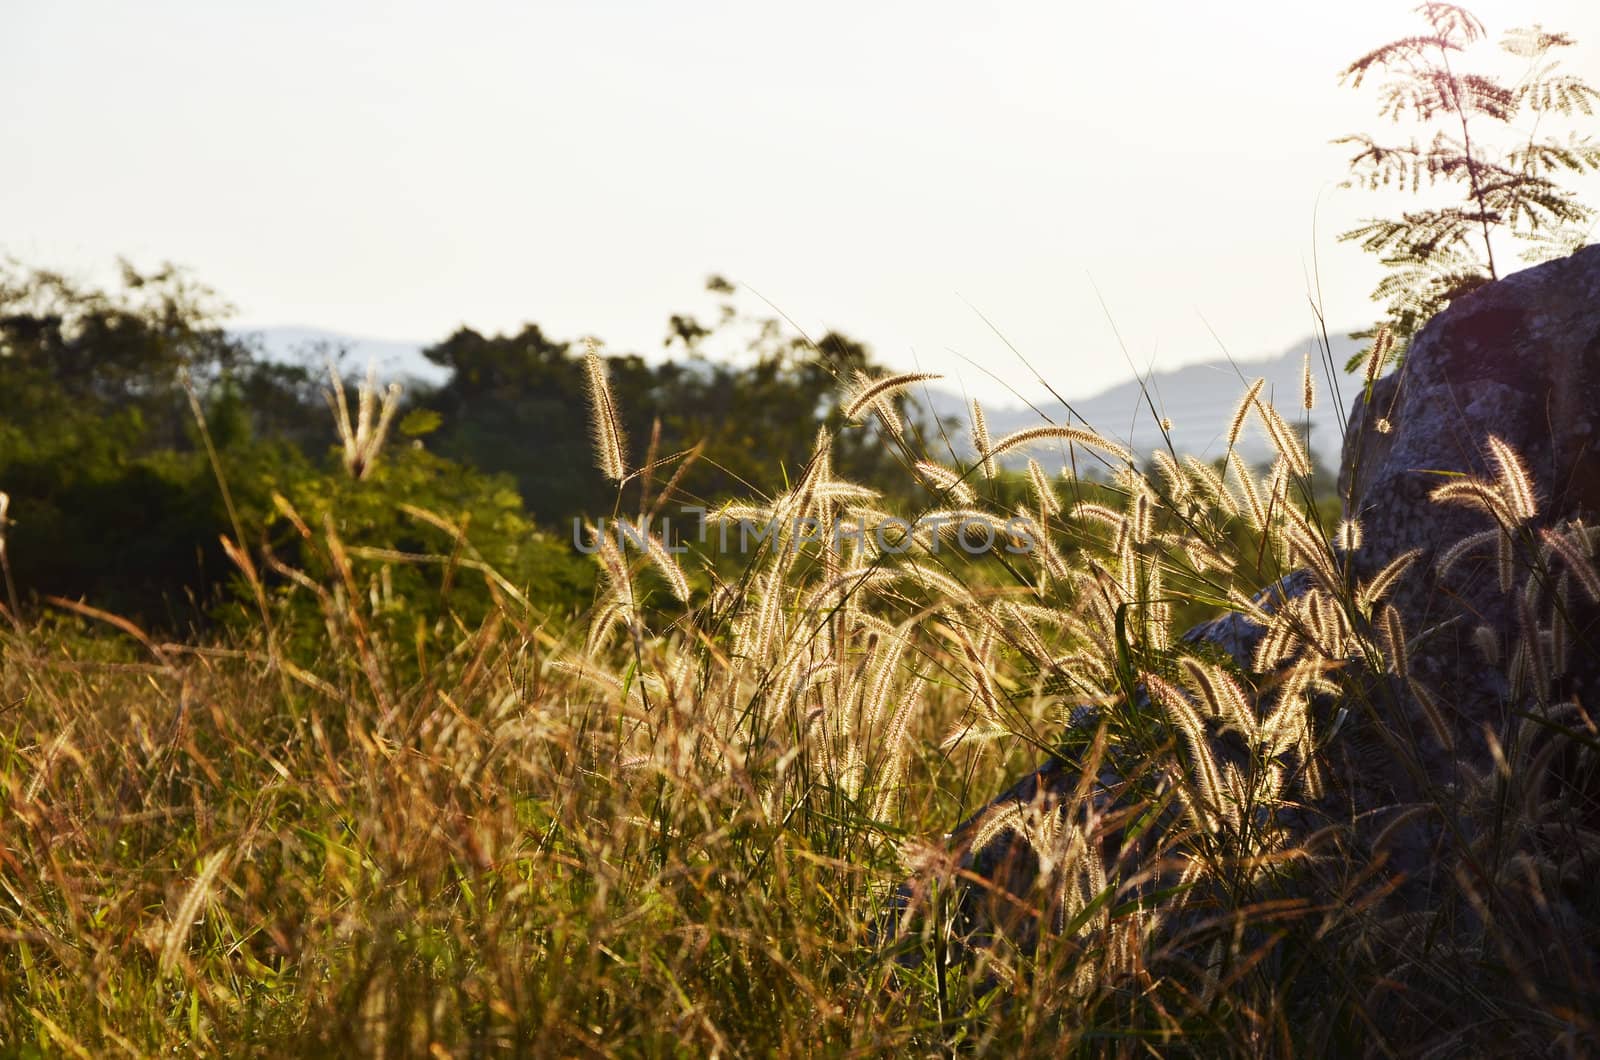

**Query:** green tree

left=1336, top=2, right=1600, bottom=370
left=419, top=278, right=930, bottom=528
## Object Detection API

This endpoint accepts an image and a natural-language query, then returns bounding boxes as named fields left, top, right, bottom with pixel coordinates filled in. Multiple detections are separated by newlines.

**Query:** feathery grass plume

left=585, top=598, right=631, bottom=653
left=1228, top=584, right=1274, bottom=626
left=705, top=501, right=773, bottom=526
left=1114, top=518, right=1136, bottom=599
left=774, top=659, right=838, bottom=727
left=952, top=626, right=1003, bottom=729
left=1335, top=518, right=1364, bottom=552
left=900, top=562, right=978, bottom=615
left=861, top=623, right=913, bottom=732
left=844, top=370, right=941, bottom=422
left=991, top=601, right=1054, bottom=664
left=583, top=338, right=628, bottom=482
left=1261, top=665, right=1313, bottom=748
left=809, top=482, right=879, bottom=504
left=1302, top=351, right=1315, bottom=411
left=1144, top=672, right=1227, bottom=829
left=1254, top=396, right=1312, bottom=477
left=1183, top=455, right=1240, bottom=516
left=1210, top=666, right=1258, bottom=740
left=1436, top=527, right=1499, bottom=579
left=23, top=721, right=76, bottom=803
left=1266, top=457, right=1290, bottom=518
left=634, top=521, right=691, bottom=603
left=1233, top=459, right=1268, bottom=532
left=1227, top=377, right=1267, bottom=452
left=1175, top=536, right=1236, bottom=575
left=810, top=424, right=833, bottom=484
left=987, top=424, right=1133, bottom=463
left=738, top=566, right=787, bottom=667
left=1497, top=530, right=1516, bottom=593
left=1075, top=568, right=1124, bottom=642
left=1429, top=479, right=1512, bottom=522
left=846, top=370, right=897, bottom=442
left=969, top=800, right=1028, bottom=857
left=1008, top=508, right=1070, bottom=582
left=1179, top=656, right=1256, bottom=737
left=159, top=847, right=230, bottom=978
left=913, top=460, right=977, bottom=505
left=1142, top=562, right=1173, bottom=652
left=1486, top=436, right=1537, bottom=521
left=1004, top=600, right=1077, bottom=629
left=871, top=675, right=925, bottom=820
left=969, top=398, right=995, bottom=479
left=1356, top=547, right=1422, bottom=610
left=1379, top=603, right=1410, bottom=679
left=1516, top=579, right=1552, bottom=705
left=0, top=489, right=16, bottom=624
left=326, top=362, right=403, bottom=479
left=1069, top=501, right=1123, bottom=530
left=1130, top=484, right=1154, bottom=546
left=1151, top=450, right=1188, bottom=504
left=1406, top=677, right=1456, bottom=751
left=799, top=566, right=895, bottom=617
left=1025, top=458, right=1061, bottom=517
left=919, top=508, right=1005, bottom=551
left=1363, top=325, right=1393, bottom=387
left=1552, top=574, right=1572, bottom=674
left=1315, top=590, right=1357, bottom=657
left=1541, top=525, right=1600, bottom=601
left=588, top=523, right=637, bottom=615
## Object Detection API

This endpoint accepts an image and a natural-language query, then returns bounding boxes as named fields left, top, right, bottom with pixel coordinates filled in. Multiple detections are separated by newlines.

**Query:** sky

left=5, top=0, right=1599, bottom=405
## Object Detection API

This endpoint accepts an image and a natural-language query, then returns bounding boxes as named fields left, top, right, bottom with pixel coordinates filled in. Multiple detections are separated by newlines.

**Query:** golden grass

left=1, top=364, right=1597, bottom=1056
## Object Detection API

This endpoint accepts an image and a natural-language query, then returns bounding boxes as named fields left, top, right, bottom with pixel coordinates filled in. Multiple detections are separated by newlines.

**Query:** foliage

left=418, top=278, right=937, bottom=528
left=0, top=263, right=937, bottom=634
left=1335, top=2, right=1600, bottom=370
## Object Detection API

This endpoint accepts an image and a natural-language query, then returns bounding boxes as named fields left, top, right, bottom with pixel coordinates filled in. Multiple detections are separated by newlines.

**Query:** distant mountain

left=232, top=325, right=1363, bottom=467
left=914, top=332, right=1364, bottom=470
left=231, top=326, right=448, bottom=386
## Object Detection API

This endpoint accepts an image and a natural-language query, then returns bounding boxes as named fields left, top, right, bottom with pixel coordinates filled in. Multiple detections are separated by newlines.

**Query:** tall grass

left=1, top=348, right=1596, bottom=1056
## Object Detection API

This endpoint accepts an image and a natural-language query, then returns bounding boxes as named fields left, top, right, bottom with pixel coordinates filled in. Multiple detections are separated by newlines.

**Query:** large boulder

left=1342, top=243, right=1600, bottom=773
left=898, top=244, right=1600, bottom=967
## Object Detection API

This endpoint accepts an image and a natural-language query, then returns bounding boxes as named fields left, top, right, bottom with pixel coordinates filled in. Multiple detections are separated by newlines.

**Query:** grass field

left=2, top=358, right=1597, bottom=1057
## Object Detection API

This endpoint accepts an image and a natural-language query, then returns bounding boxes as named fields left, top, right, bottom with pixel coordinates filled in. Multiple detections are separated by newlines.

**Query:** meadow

left=5, top=5, right=1600, bottom=1051
left=3, top=324, right=1596, bottom=1055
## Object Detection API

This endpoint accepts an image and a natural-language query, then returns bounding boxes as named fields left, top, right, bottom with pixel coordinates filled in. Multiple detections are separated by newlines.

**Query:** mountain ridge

left=235, top=325, right=1362, bottom=466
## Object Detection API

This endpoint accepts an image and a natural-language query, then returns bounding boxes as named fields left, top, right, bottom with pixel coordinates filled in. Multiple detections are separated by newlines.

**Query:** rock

left=1341, top=243, right=1600, bottom=768
left=898, top=244, right=1600, bottom=971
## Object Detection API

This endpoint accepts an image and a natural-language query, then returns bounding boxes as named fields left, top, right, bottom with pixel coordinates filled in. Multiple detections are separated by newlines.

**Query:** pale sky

left=5, top=0, right=1599, bottom=404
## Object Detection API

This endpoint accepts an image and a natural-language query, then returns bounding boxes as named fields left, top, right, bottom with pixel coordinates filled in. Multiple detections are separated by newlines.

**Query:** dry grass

left=1, top=359, right=1597, bottom=1056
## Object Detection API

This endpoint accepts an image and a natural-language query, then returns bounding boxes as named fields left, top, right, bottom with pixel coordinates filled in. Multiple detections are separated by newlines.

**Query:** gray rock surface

left=1342, top=244, right=1600, bottom=767
left=902, top=244, right=1600, bottom=963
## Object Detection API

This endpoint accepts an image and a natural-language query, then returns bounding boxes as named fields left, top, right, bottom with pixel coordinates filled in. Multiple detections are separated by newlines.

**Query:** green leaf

left=399, top=409, right=442, bottom=437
